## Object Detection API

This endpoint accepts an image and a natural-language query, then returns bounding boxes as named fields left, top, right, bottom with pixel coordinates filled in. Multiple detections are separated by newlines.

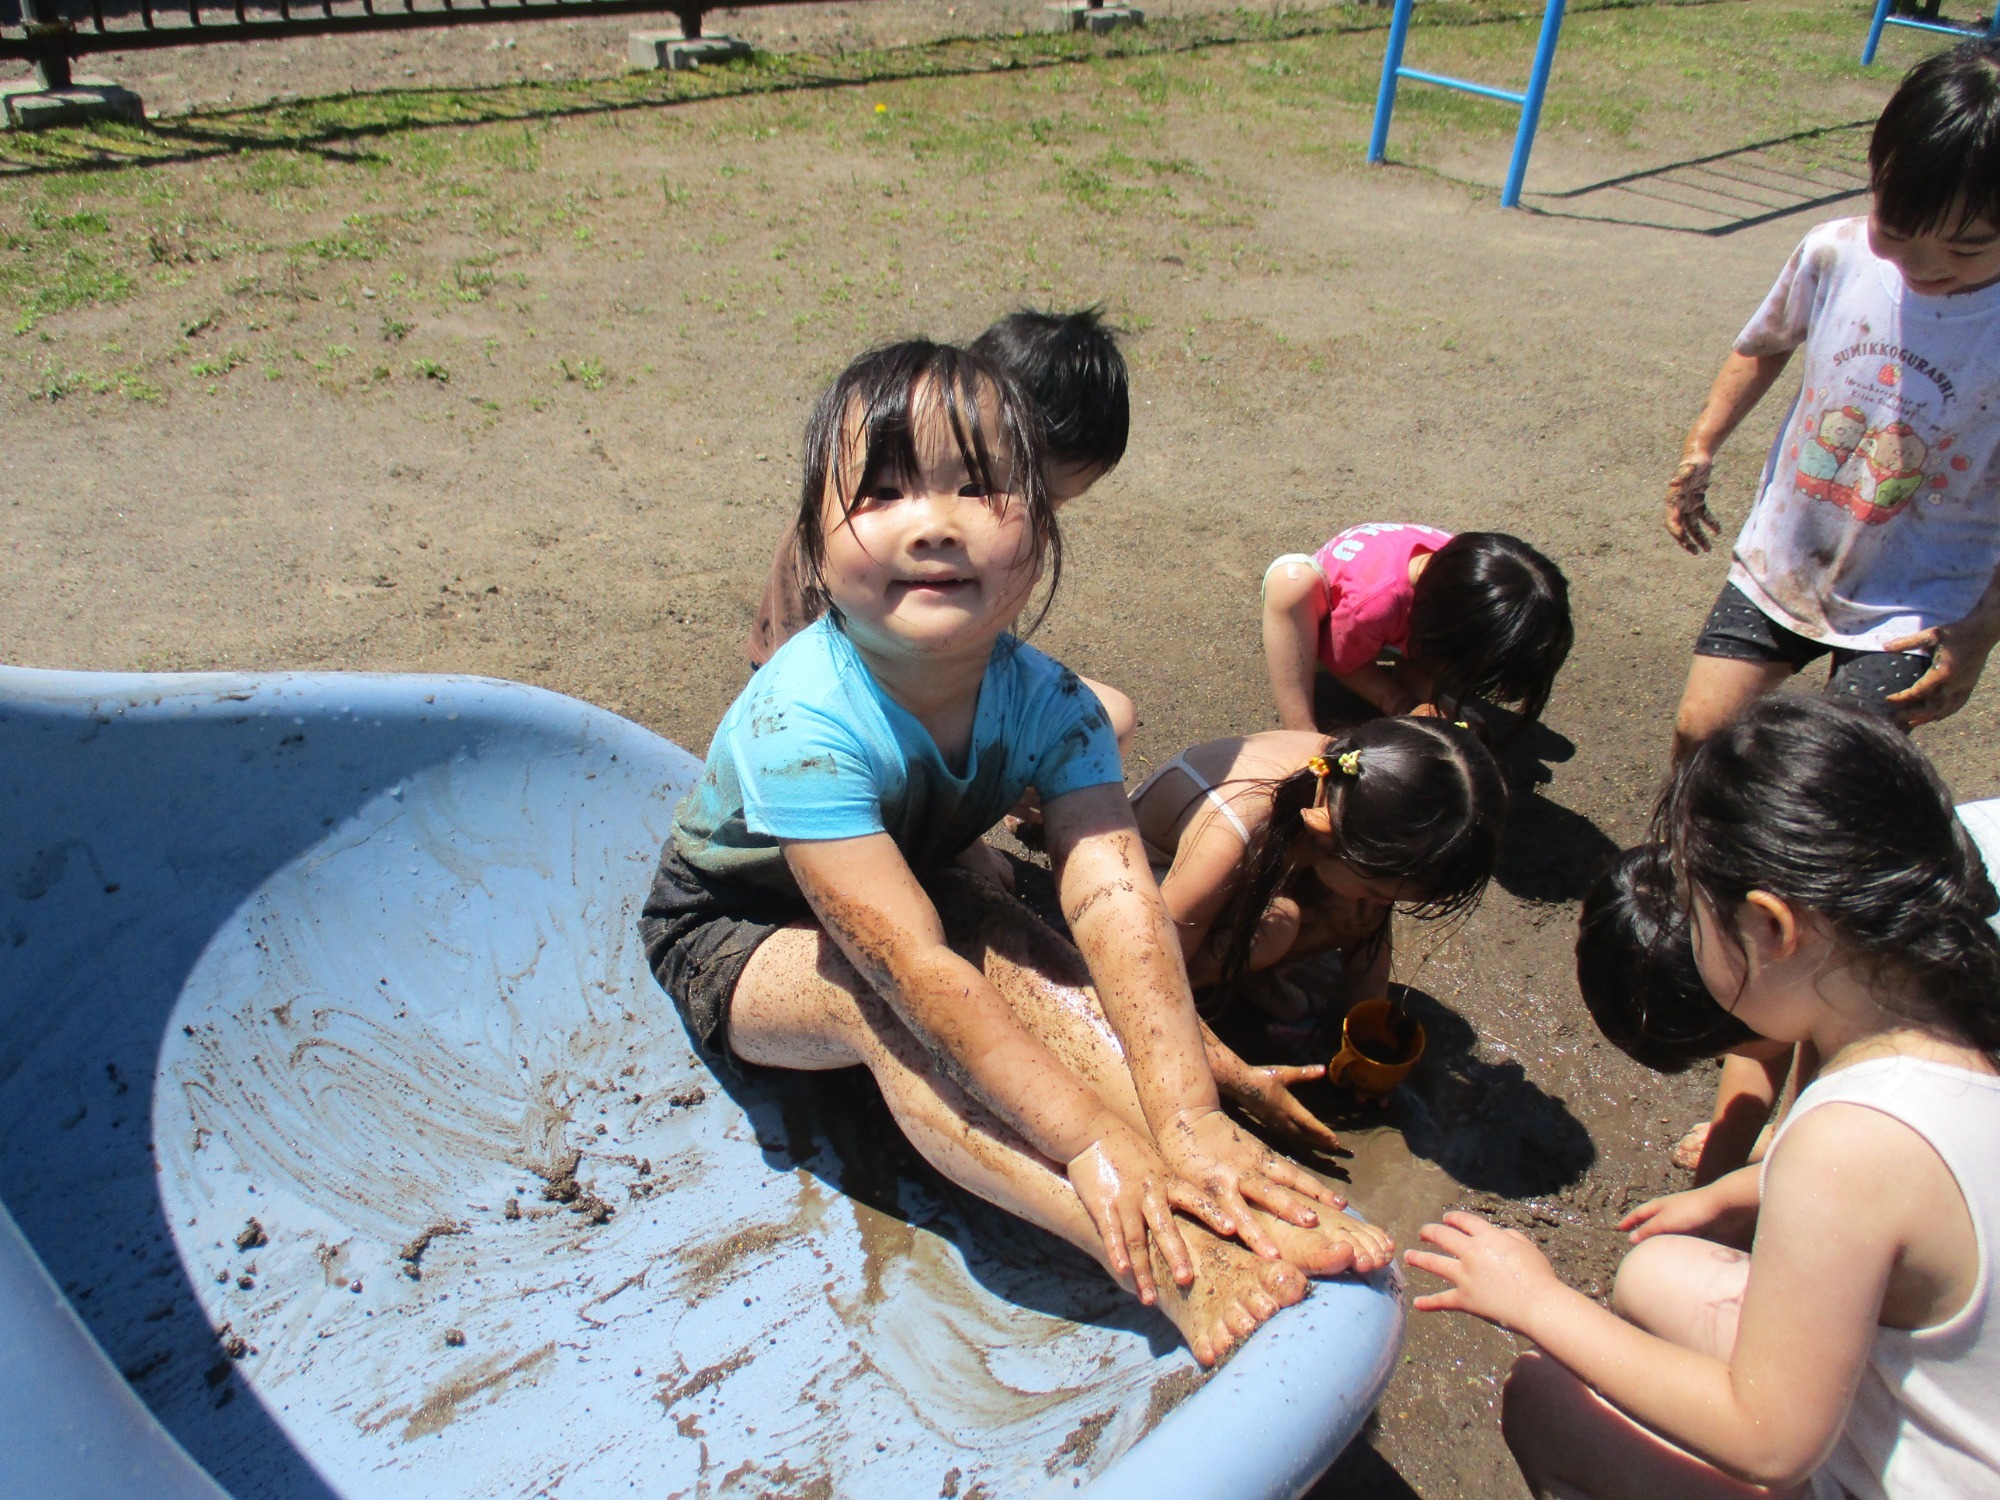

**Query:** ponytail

left=1654, top=696, right=2000, bottom=1064
left=1215, top=717, right=1507, bottom=985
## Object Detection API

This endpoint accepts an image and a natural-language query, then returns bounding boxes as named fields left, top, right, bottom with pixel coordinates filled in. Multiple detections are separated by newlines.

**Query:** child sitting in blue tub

left=642, top=340, right=1389, bottom=1367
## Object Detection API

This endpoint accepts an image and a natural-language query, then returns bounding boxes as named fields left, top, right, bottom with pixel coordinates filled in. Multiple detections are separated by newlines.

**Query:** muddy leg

left=729, top=921, right=1305, bottom=1365
left=1671, top=656, right=1792, bottom=763
left=930, top=870, right=1392, bottom=1274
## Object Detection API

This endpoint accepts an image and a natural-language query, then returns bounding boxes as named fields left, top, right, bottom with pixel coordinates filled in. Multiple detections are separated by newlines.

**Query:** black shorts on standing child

left=1693, top=581, right=1929, bottom=713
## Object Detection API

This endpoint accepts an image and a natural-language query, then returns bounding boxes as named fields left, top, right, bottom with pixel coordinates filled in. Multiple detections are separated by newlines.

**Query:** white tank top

left=1766, top=1057, right=2000, bottom=1500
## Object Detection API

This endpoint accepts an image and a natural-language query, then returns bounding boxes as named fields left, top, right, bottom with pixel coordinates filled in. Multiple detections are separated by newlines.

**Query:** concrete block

left=1044, top=2, right=1145, bottom=33
left=1, top=77, right=144, bottom=130
left=627, top=31, right=751, bottom=71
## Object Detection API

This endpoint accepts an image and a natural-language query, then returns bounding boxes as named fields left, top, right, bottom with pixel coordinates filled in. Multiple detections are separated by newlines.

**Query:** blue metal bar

left=1503, top=0, right=1567, bottom=207
left=1369, top=0, right=1566, bottom=206
left=1864, top=0, right=2000, bottom=61
left=1397, top=66, right=1527, bottom=104
left=1367, top=0, right=1417, bottom=165
left=1861, top=0, right=1893, bottom=61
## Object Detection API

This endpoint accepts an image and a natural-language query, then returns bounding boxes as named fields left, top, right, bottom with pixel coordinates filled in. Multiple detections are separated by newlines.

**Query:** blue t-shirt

left=672, top=617, right=1123, bottom=895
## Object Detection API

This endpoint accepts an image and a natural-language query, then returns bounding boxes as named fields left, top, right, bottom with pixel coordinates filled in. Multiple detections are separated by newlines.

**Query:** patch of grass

left=190, top=345, right=249, bottom=377
left=557, top=355, right=607, bottom=390
left=2, top=204, right=137, bottom=331
left=28, top=363, right=162, bottom=400
left=410, top=357, right=450, bottom=382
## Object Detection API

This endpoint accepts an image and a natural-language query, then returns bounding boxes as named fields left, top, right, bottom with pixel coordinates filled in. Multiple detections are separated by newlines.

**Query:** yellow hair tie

left=1337, top=749, right=1362, bottom=776
left=1305, top=754, right=1333, bottom=780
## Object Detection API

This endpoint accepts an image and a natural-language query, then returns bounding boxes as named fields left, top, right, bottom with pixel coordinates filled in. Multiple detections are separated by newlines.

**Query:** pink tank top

left=1306, top=523, right=1453, bottom=675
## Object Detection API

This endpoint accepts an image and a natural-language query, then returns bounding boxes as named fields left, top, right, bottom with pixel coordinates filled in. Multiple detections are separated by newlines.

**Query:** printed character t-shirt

left=675, top=616, right=1124, bottom=895
left=1307, top=522, right=1455, bottom=674
left=1729, top=217, right=2000, bottom=650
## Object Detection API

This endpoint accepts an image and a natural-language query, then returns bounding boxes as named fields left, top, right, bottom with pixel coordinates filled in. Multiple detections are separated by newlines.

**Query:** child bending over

left=1578, top=846, right=1802, bottom=1191
left=747, top=305, right=1137, bottom=749
left=1410, top=697, right=2000, bottom=1498
left=1262, top=523, right=1571, bottom=736
left=1667, top=40, right=2000, bottom=758
left=644, top=341, right=1389, bottom=1368
left=1129, top=719, right=1506, bottom=1149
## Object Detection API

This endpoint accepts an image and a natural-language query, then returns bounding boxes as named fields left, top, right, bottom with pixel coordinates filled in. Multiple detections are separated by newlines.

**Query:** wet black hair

left=1576, top=846, right=1756, bottom=1074
left=970, top=306, right=1130, bottom=476
left=794, top=339, right=1060, bottom=635
left=1216, top=717, right=1508, bottom=985
left=1870, top=36, right=2000, bottom=238
left=1654, top=696, right=2000, bottom=1067
left=1407, top=532, right=1573, bottom=727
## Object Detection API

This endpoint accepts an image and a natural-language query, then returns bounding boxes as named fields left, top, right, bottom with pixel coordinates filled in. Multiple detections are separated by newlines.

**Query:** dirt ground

left=5, top=1, right=1997, bottom=1495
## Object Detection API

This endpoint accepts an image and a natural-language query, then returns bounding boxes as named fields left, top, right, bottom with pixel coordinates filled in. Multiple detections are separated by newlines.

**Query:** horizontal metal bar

left=1395, top=66, right=1527, bottom=105
left=0, top=0, right=797, bottom=53
left=1882, top=11, right=1992, bottom=34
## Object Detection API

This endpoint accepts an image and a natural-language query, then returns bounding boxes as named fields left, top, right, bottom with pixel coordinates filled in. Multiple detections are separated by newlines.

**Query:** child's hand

left=1619, top=1184, right=1755, bottom=1245
left=1161, top=1108, right=1347, bottom=1260
left=1405, top=1211, right=1562, bottom=1329
left=1067, top=1127, right=1222, bottom=1304
left=1207, top=1048, right=1343, bottom=1157
left=1665, top=453, right=1722, bottom=554
left=1883, top=611, right=2000, bottom=727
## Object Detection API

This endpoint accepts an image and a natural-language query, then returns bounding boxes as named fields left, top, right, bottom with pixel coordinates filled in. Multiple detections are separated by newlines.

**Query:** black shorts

left=638, top=842, right=806, bottom=1059
left=1693, top=582, right=1929, bottom=714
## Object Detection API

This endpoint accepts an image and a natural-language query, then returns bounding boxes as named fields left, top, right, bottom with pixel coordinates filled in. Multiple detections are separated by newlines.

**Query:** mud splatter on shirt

left=673, top=617, right=1123, bottom=893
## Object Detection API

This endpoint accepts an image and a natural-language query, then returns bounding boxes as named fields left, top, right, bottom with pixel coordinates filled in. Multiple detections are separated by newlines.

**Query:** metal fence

left=1, top=0, right=877, bottom=90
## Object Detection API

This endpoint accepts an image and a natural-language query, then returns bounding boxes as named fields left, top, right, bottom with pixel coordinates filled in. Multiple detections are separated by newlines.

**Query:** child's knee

left=1501, top=1350, right=1577, bottom=1461
left=1610, top=1234, right=1684, bottom=1323
left=1078, top=675, right=1136, bottom=751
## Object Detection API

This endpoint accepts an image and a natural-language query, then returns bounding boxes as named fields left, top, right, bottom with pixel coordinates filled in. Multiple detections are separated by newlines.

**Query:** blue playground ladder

left=1861, top=0, right=2000, bottom=62
left=1367, top=0, right=1568, bottom=208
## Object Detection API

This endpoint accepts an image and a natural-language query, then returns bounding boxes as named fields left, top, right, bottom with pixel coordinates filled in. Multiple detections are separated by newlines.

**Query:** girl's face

left=819, top=379, right=1041, bottom=660
left=1869, top=205, right=2000, bottom=297
left=1688, top=889, right=1818, bottom=1043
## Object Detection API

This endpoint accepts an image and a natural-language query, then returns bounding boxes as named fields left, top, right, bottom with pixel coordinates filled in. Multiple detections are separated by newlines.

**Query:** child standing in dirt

left=1261, top=523, right=1571, bottom=735
left=746, top=306, right=1138, bottom=749
left=1411, top=696, right=2000, bottom=1498
left=644, top=340, right=1390, bottom=1368
left=1128, top=720, right=1506, bottom=1149
left=1666, top=39, right=2000, bottom=758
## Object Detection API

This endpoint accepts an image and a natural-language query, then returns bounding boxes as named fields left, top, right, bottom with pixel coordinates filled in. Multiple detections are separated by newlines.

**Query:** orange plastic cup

left=1325, top=998, right=1426, bottom=1102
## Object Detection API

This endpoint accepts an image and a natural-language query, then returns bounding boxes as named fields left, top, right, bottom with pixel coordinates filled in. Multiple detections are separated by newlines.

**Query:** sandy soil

left=4, top=3, right=1995, bottom=1495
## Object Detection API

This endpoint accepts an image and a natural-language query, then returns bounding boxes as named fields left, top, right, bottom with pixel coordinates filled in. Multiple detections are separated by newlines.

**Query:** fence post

left=1501, top=0, right=1565, bottom=207
left=1367, top=0, right=1416, bottom=164
left=23, top=0, right=76, bottom=89
left=674, top=2, right=700, bottom=38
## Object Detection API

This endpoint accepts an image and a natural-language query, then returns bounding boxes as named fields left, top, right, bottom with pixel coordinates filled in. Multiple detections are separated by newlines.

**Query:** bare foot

left=1247, top=1203, right=1394, bottom=1277
left=1671, top=1122, right=1710, bottom=1171
left=1149, top=1222, right=1308, bottom=1367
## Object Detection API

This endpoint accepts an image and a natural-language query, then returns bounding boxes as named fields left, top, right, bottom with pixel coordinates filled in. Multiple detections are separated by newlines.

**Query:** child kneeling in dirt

left=1128, top=719, right=1506, bottom=1150
left=643, top=340, right=1389, bottom=1368
left=1666, top=39, right=2000, bottom=757
left=1262, top=523, right=1572, bottom=736
left=1412, top=697, right=2000, bottom=1498
left=1577, top=844, right=1802, bottom=1190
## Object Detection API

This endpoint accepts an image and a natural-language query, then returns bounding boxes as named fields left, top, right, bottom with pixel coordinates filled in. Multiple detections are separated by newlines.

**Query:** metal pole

left=1860, top=0, right=1892, bottom=62
left=1501, top=0, right=1565, bottom=207
left=1367, top=0, right=1415, bottom=164
left=22, top=0, right=74, bottom=88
